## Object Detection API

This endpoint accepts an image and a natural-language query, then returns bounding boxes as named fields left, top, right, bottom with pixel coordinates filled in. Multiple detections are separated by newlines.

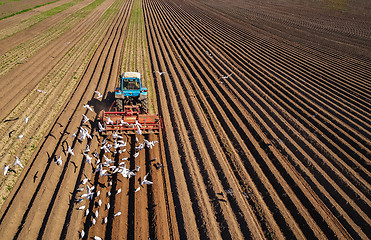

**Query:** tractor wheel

left=116, top=98, right=124, bottom=111
left=141, top=98, right=148, bottom=113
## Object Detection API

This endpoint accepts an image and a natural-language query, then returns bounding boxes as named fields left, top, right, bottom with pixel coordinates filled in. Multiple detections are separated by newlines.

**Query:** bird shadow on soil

left=70, top=161, right=77, bottom=173
left=46, top=152, right=56, bottom=164
left=3, top=118, right=19, bottom=123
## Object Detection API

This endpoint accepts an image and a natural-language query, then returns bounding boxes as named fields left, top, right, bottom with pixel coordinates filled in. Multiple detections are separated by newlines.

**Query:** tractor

left=114, top=72, right=148, bottom=113
left=99, top=72, right=161, bottom=135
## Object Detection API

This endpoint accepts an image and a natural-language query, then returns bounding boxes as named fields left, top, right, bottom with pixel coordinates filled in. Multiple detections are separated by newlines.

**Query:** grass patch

left=22, top=0, right=84, bottom=24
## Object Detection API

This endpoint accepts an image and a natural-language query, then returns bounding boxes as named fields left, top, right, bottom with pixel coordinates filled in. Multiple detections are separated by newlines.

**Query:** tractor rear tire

left=116, top=98, right=123, bottom=111
left=141, top=98, right=148, bottom=113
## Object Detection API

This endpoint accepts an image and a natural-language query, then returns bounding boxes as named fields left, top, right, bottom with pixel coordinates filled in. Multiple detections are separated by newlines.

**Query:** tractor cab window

left=123, top=78, right=140, bottom=90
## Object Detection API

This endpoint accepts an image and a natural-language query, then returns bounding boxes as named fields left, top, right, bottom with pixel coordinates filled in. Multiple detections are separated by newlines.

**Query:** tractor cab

left=122, top=76, right=140, bottom=90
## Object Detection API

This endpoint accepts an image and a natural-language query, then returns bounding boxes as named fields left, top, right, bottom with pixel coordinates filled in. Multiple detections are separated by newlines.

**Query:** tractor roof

left=123, top=72, right=141, bottom=79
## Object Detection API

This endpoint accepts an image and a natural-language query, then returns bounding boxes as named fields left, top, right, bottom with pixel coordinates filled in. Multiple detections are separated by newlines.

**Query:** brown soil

left=0, top=0, right=57, bottom=19
left=0, top=0, right=369, bottom=239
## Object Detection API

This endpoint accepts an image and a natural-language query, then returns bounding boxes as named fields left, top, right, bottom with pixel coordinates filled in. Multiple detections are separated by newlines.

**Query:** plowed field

left=0, top=0, right=370, bottom=239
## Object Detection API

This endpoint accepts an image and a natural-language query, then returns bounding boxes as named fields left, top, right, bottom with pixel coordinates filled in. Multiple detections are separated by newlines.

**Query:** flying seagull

left=67, top=145, right=74, bottom=156
left=154, top=70, right=167, bottom=76
left=82, top=114, right=89, bottom=124
left=55, top=156, right=62, bottom=166
left=141, top=173, right=153, bottom=185
left=3, top=164, right=10, bottom=175
left=94, top=91, right=103, bottom=99
left=83, top=104, right=94, bottom=112
left=14, top=156, right=24, bottom=168
left=220, top=73, right=233, bottom=79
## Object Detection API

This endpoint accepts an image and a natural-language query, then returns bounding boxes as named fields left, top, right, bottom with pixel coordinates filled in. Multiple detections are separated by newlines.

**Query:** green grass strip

left=22, top=0, right=85, bottom=24
left=0, top=0, right=60, bottom=21
left=1, top=0, right=85, bottom=40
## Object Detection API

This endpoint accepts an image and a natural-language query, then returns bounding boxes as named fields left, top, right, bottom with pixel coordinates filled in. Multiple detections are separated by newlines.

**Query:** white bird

left=220, top=73, right=233, bottom=79
left=112, top=130, right=123, bottom=139
left=77, top=187, right=84, bottom=192
left=116, top=188, right=121, bottom=194
left=135, top=186, right=141, bottom=192
left=86, top=209, right=89, bottom=216
left=71, top=130, right=78, bottom=138
left=83, top=153, right=92, bottom=165
left=107, top=191, right=111, bottom=197
left=92, top=218, right=96, bottom=225
left=84, top=144, right=90, bottom=153
left=81, top=193, right=93, bottom=199
left=81, top=229, right=85, bottom=239
left=93, top=236, right=102, bottom=240
left=114, top=212, right=121, bottom=217
left=82, top=178, right=89, bottom=185
left=106, top=203, right=110, bottom=210
left=106, top=117, right=114, bottom=125
left=104, top=217, right=108, bottom=224
left=119, top=119, right=129, bottom=126
left=133, top=152, right=139, bottom=158
left=94, top=91, right=103, bottom=99
left=98, top=199, right=102, bottom=206
left=13, top=156, right=24, bottom=168
left=103, top=155, right=113, bottom=163
left=134, top=120, right=142, bottom=128
left=100, top=169, right=108, bottom=177
left=95, top=163, right=102, bottom=173
left=121, top=157, right=128, bottom=161
left=55, top=156, right=62, bottom=165
left=127, top=171, right=136, bottom=179
left=78, top=205, right=85, bottom=210
left=3, top=164, right=10, bottom=175
left=95, top=210, right=99, bottom=218
left=24, top=116, right=29, bottom=124
left=154, top=70, right=167, bottom=76
left=17, top=134, right=24, bottom=139
left=36, top=89, right=47, bottom=93
left=82, top=114, right=89, bottom=124
left=78, top=127, right=92, bottom=140
left=67, top=145, right=74, bottom=156
left=98, top=122, right=105, bottom=132
left=141, top=173, right=153, bottom=185
left=97, top=190, right=101, bottom=197
left=83, top=104, right=94, bottom=112
left=136, top=126, right=142, bottom=135
left=87, top=185, right=95, bottom=195
left=136, top=143, right=145, bottom=151
left=100, top=144, right=111, bottom=153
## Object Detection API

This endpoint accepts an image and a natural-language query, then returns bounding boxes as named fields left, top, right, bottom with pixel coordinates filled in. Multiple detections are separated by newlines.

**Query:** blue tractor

left=114, top=72, right=148, bottom=113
